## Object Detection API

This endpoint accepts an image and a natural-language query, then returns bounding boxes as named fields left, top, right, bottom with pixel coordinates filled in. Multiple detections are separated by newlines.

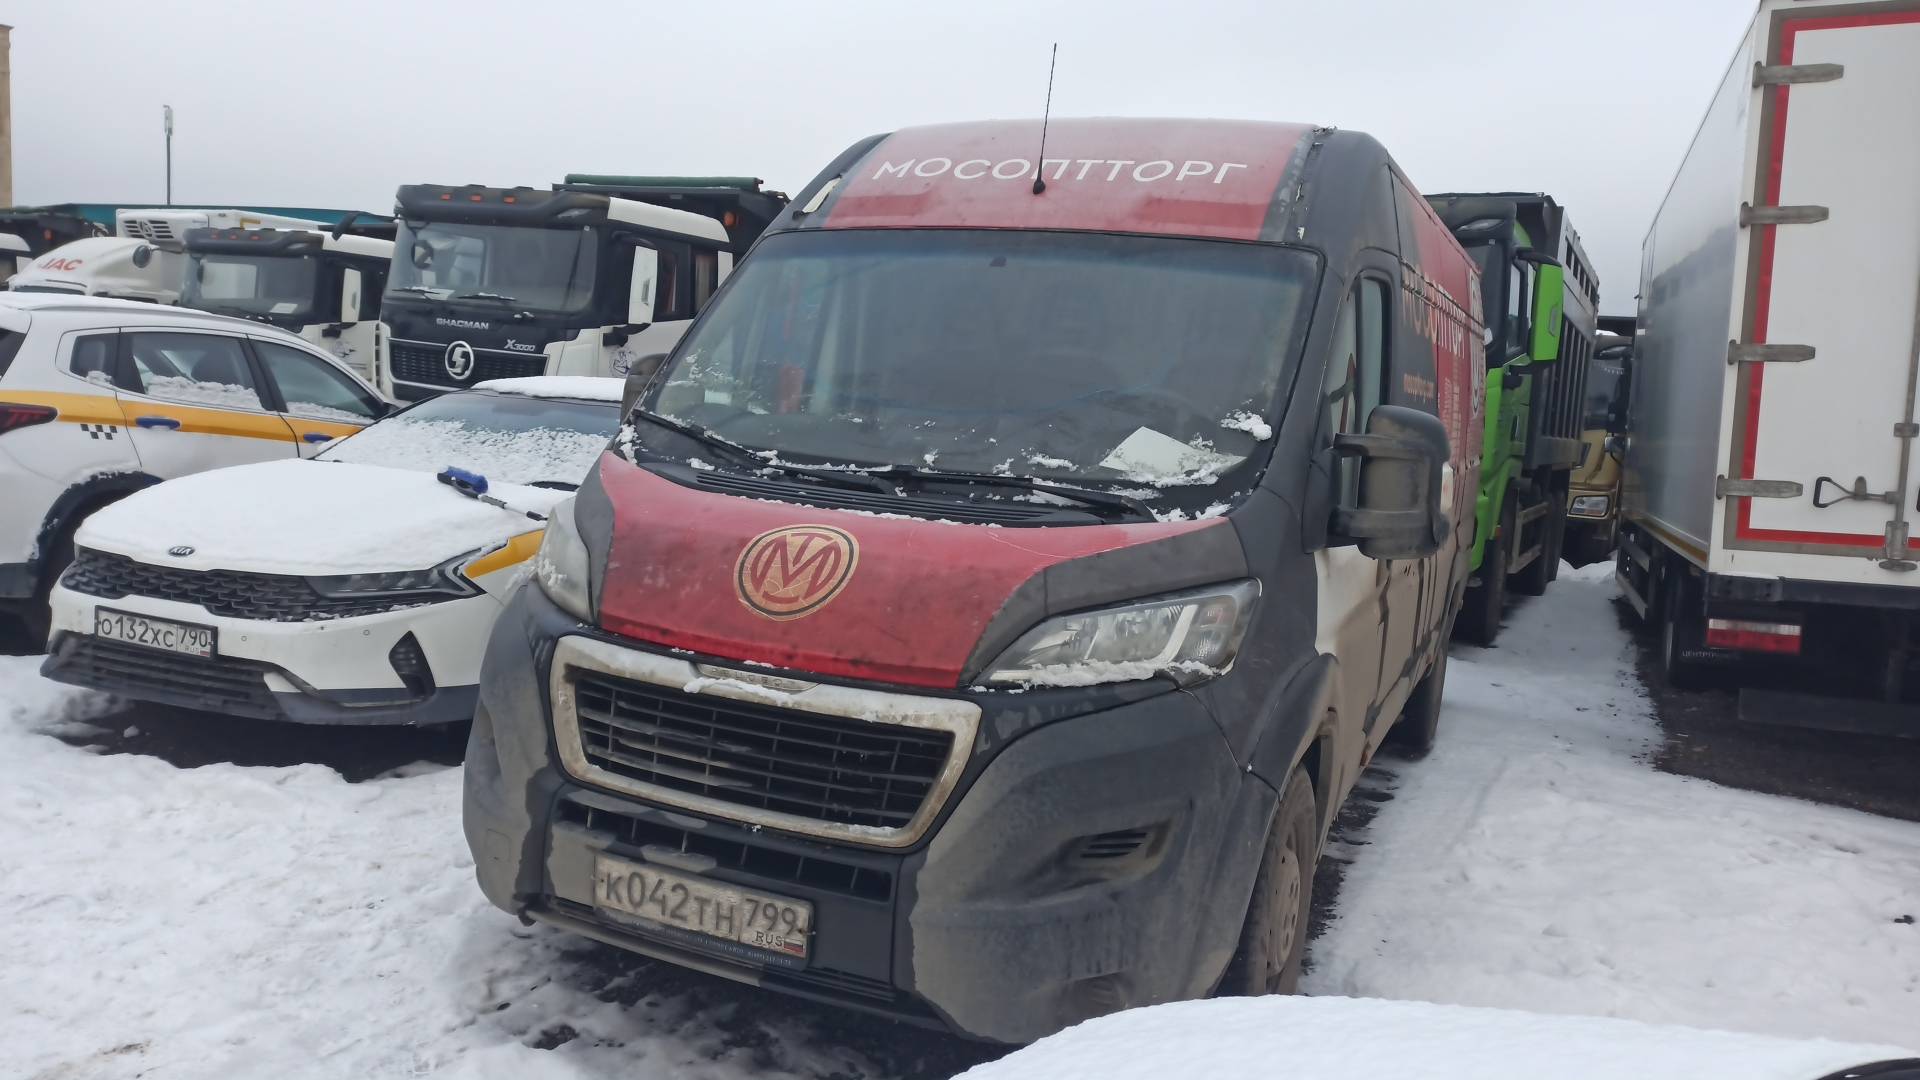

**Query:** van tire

left=1389, top=645, right=1448, bottom=757
left=1218, top=766, right=1318, bottom=997
left=1455, top=497, right=1514, bottom=646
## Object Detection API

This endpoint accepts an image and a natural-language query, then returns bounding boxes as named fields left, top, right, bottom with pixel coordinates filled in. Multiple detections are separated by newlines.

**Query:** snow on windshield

left=324, top=418, right=609, bottom=486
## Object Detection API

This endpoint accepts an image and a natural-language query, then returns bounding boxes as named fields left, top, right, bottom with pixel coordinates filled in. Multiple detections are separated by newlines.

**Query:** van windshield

left=647, top=229, right=1315, bottom=493
left=183, top=254, right=319, bottom=321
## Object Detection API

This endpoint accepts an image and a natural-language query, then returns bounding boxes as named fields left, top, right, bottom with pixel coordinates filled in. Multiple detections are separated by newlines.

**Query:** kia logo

left=445, top=340, right=476, bottom=381
left=167, top=545, right=195, bottom=558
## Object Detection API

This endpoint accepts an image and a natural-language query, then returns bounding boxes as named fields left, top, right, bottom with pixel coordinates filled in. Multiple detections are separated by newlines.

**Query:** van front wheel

left=1218, top=766, right=1318, bottom=997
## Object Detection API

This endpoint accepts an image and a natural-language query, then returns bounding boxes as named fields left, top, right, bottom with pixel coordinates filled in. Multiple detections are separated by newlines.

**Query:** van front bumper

left=463, top=585, right=1278, bottom=1043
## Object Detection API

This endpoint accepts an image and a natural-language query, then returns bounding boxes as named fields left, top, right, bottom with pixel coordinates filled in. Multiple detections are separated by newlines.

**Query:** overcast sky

left=6, top=0, right=1757, bottom=315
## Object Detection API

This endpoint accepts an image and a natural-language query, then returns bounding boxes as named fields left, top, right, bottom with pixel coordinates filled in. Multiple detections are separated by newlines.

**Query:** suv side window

left=253, top=339, right=382, bottom=422
left=125, top=332, right=264, bottom=411
left=68, top=332, right=125, bottom=389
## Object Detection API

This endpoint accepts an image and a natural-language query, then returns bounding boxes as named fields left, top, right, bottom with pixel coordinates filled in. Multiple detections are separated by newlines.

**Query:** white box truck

left=1619, top=0, right=1920, bottom=731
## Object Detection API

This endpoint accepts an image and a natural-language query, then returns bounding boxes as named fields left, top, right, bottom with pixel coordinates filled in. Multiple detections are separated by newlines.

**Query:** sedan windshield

left=647, top=229, right=1315, bottom=493
left=388, top=221, right=597, bottom=314
left=319, top=390, right=619, bottom=487
left=183, top=254, right=319, bottom=321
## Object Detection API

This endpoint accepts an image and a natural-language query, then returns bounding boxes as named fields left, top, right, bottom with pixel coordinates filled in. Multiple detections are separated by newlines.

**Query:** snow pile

left=143, top=375, right=263, bottom=410
left=1219, top=411, right=1273, bottom=441
left=0, top=654, right=117, bottom=738
left=0, top=656, right=878, bottom=1080
left=78, top=458, right=569, bottom=575
left=960, top=996, right=1914, bottom=1080
left=324, top=417, right=611, bottom=486
left=477, top=376, right=626, bottom=404
left=1306, top=563, right=1920, bottom=1047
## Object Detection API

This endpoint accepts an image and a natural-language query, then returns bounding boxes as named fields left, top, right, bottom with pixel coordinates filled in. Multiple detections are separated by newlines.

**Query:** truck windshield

left=388, top=221, right=597, bottom=314
left=183, top=254, right=319, bottom=321
left=1584, top=345, right=1629, bottom=429
left=647, top=229, right=1314, bottom=491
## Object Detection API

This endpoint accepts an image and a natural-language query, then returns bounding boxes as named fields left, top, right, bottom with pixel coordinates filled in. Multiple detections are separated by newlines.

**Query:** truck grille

left=64, top=548, right=429, bottom=622
left=570, top=669, right=956, bottom=833
left=388, top=338, right=545, bottom=389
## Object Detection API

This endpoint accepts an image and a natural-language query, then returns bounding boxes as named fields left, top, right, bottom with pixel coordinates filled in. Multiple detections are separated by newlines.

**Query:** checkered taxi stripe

left=79, top=423, right=120, bottom=440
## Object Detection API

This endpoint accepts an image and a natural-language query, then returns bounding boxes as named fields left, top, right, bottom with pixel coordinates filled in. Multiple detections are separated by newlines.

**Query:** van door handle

left=302, top=431, right=333, bottom=443
left=136, top=416, right=181, bottom=430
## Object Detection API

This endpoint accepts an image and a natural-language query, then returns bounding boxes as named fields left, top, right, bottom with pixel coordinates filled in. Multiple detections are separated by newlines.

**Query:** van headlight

left=534, top=497, right=594, bottom=622
left=978, top=580, right=1259, bottom=688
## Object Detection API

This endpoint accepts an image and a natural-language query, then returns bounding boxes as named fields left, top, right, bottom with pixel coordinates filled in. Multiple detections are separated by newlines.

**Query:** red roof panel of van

left=823, top=118, right=1316, bottom=241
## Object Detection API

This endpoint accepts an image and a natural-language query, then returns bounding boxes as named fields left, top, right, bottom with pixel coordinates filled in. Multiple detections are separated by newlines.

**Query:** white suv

left=0, top=293, right=386, bottom=641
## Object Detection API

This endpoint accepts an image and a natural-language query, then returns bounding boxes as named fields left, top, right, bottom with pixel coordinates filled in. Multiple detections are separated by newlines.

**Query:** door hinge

left=1884, top=523, right=1913, bottom=569
left=1717, top=476, right=1805, bottom=500
left=1728, top=341, right=1816, bottom=365
left=1753, top=62, right=1844, bottom=86
left=1739, top=202, right=1830, bottom=227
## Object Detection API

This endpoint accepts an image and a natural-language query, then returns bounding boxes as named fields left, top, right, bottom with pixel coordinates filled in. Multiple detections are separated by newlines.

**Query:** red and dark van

left=463, top=118, right=1485, bottom=1042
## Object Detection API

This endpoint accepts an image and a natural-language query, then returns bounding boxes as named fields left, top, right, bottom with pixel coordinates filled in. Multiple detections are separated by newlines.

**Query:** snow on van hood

left=959, top=997, right=1918, bottom=1080
left=78, top=458, right=567, bottom=576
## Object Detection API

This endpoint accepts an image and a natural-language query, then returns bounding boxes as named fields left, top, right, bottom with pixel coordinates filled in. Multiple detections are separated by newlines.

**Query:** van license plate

left=592, top=854, right=812, bottom=962
left=94, top=608, right=215, bottom=659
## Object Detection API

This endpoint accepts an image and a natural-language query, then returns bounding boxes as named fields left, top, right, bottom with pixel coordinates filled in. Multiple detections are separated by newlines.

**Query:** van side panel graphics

left=822, top=119, right=1315, bottom=241
left=590, top=459, right=1224, bottom=689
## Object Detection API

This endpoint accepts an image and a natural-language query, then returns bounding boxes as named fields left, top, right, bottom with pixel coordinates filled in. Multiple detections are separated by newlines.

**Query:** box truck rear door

left=1729, top=8, right=1920, bottom=566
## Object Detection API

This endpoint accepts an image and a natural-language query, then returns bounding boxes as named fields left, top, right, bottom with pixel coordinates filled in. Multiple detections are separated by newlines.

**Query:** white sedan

left=40, top=377, right=622, bottom=725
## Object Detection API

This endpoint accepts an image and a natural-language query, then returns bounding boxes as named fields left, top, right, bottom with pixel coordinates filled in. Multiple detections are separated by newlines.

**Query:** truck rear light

left=0, top=403, right=58, bottom=434
left=1705, top=617, right=1802, bottom=654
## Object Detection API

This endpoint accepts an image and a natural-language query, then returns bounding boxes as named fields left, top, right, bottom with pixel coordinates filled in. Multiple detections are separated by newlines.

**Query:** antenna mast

left=1032, top=44, right=1058, bottom=195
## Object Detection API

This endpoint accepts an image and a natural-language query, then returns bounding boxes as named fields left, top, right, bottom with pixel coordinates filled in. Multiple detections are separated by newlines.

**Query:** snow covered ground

left=2, top=564, right=1916, bottom=1078
left=1305, top=564, right=1920, bottom=1047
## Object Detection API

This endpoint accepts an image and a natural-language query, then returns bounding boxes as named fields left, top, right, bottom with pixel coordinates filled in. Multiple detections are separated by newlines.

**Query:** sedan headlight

left=534, top=496, right=594, bottom=622
left=310, top=553, right=480, bottom=600
left=979, top=580, right=1259, bottom=688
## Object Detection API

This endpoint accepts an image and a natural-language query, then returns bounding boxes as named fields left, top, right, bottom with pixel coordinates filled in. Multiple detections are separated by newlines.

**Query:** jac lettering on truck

left=462, top=117, right=1486, bottom=1043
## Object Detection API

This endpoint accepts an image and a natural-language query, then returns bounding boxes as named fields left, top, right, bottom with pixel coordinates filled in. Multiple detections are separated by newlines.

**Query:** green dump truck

left=1427, top=193, right=1600, bottom=644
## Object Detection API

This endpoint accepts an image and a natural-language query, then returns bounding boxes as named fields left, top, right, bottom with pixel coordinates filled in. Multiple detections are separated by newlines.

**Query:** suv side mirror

left=1333, top=404, right=1451, bottom=560
left=629, top=246, right=660, bottom=325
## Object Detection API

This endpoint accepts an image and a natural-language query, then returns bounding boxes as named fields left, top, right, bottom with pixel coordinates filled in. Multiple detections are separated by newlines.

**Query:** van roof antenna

left=1032, top=44, right=1058, bottom=196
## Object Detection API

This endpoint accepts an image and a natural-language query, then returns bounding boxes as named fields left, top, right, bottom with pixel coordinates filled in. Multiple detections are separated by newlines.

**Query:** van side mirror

left=1332, top=405, right=1451, bottom=560
left=629, top=247, right=660, bottom=325
left=1528, top=262, right=1565, bottom=364
left=340, top=267, right=363, bottom=321
left=620, top=353, right=669, bottom=416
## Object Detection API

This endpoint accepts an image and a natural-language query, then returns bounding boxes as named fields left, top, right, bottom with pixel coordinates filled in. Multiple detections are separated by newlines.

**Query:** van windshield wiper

left=860, top=465, right=1157, bottom=521
left=626, top=409, right=889, bottom=493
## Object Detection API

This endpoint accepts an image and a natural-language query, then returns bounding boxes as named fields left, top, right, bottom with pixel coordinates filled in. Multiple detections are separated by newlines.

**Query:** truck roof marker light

left=503, top=195, right=516, bottom=204
left=439, top=193, right=452, bottom=201
left=469, top=194, right=484, bottom=202
left=722, top=211, right=737, bottom=228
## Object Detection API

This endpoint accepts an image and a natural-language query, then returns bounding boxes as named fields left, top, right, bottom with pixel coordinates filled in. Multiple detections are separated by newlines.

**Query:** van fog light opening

left=977, top=580, right=1259, bottom=688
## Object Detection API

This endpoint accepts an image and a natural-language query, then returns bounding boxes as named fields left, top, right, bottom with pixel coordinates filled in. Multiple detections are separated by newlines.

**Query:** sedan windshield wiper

left=626, top=409, right=889, bottom=493
left=860, top=465, right=1157, bottom=522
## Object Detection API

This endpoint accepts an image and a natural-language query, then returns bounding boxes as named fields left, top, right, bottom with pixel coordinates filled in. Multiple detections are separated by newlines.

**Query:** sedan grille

left=63, top=548, right=430, bottom=622
left=388, top=338, right=545, bottom=389
left=571, top=669, right=956, bottom=832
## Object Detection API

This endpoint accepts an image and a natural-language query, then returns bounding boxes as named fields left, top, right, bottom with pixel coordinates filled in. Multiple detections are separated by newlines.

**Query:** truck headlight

left=534, top=497, right=594, bottom=622
left=1570, top=495, right=1610, bottom=516
left=310, top=553, right=480, bottom=600
left=978, top=580, right=1259, bottom=688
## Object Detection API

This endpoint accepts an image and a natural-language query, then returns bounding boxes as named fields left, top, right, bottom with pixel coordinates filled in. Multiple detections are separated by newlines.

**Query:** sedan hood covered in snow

left=961, top=997, right=1917, bottom=1080
left=79, top=458, right=568, bottom=576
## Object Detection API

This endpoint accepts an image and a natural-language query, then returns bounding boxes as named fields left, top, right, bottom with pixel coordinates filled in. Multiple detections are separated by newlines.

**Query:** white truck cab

left=181, top=227, right=394, bottom=381
left=7, top=209, right=335, bottom=304
left=0, top=233, right=32, bottom=281
left=375, top=177, right=787, bottom=401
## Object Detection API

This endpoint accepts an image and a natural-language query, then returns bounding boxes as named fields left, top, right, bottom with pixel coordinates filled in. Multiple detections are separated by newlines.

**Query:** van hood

left=587, top=458, right=1248, bottom=689
left=79, top=458, right=567, bottom=577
